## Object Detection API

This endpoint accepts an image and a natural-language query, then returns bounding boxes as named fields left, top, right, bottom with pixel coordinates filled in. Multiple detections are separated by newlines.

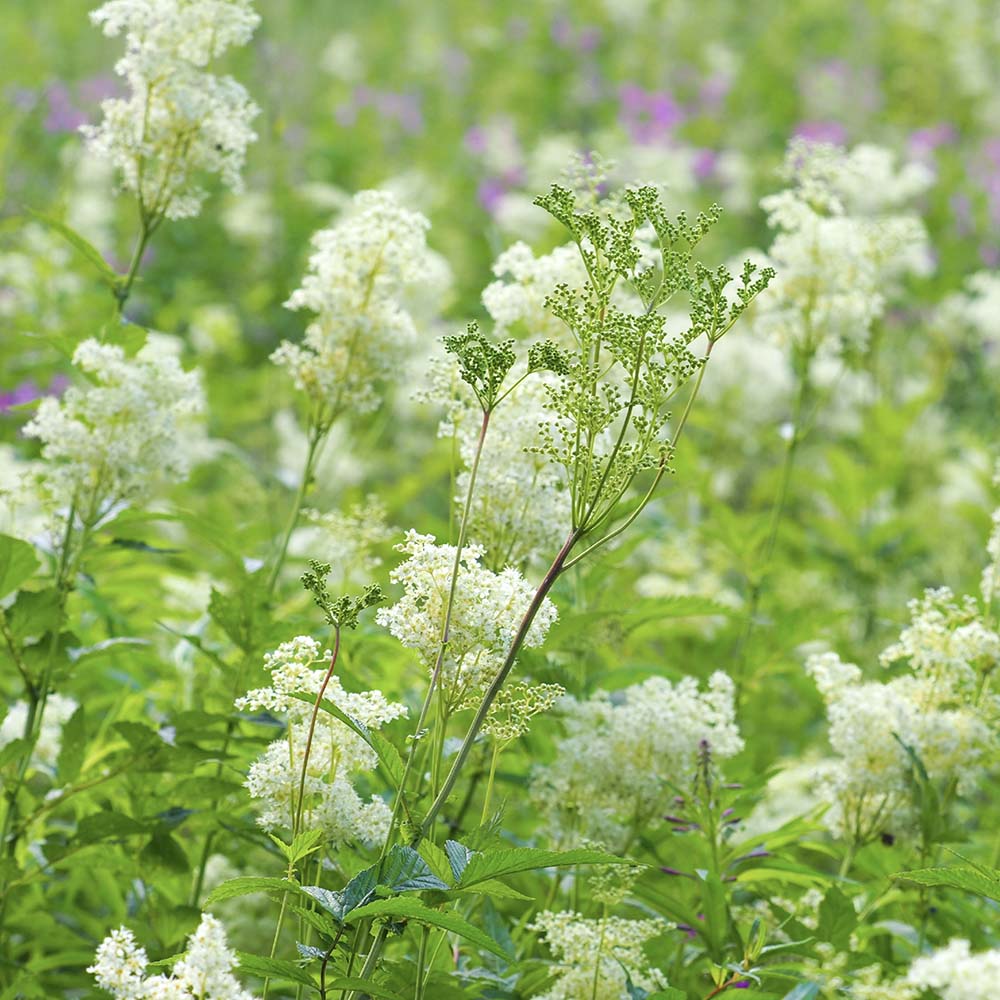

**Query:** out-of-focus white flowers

left=89, top=914, right=253, bottom=1000
left=529, top=910, right=669, bottom=1000
left=806, top=647, right=993, bottom=843
left=936, top=270, right=1000, bottom=366
left=273, top=190, right=436, bottom=418
left=83, top=0, right=260, bottom=221
left=482, top=242, right=587, bottom=343
left=446, top=375, right=569, bottom=568
left=236, top=636, right=406, bottom=845
left=22, top=337, right=204, bottom=523
left=905, top=938, right=1000, bottom=1000
left=376, top=530, right=558, bottom=706
left=532, top=673, right=743, bottom=847
left=753, top=141, right=933, bottom=358
left=0, top=695, right=78, bottom=776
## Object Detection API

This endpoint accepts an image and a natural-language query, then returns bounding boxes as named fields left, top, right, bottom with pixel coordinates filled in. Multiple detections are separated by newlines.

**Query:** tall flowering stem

left=379, top=407, right=492, bottom=855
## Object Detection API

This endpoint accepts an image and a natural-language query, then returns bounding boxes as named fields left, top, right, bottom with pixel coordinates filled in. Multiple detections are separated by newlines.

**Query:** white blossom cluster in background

left=449, top=376, right=570, bottom=568
left=274, top=190, right=437, bottom=416
left=236, top=635, right=407, bottom=845
left=529, top=911, right=669, bottom=1000
left=83, top=0, right=260, bottom=221
left=936, top=270, right=1000, bottom=367
left=0, top=695, right=78, bottom=776
left=753, top=141, right=933, bottom=358
left=22, top=337, right=204, bottom=524
left=482, top=241, right=588, bottom=343
left=532, top=672, right=743, bottom=847
left=806, top=647, right=993, bottom=843
left=376, top=530, right=558, bottom=706
left=89, top=914, right=253, bottom=1000
left=904, top=938, right=1000, bottom=1000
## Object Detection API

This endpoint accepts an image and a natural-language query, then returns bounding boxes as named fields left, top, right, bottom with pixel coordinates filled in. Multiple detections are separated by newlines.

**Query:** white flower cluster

left=936, top=271, right=1000, bottom=367
left=83, top=0, right=260, bottom=221
left=905, top=938, right=1000, bottom=1000
left=529, top=911, right=668, bottom=1000
left=289, top=497, right=394, bottom=586
left=984, top=506, right=1000, bottom=608
left=236, top=636, right=406, bottom=845
left=375, top=531, right=558, bottom=706
left=23, top=339, right=204, bottom=524
left=449, top=376, right=570, bottom=568
left=753, top=141, right=933, bottom=357
left=274, top=190, right=434, bottom=417
left=482, top=242, right=587, bottom=343
left=89, top=914, right=252, bottom=1000
left=0, top=695, right=78, bottom=776
left=880, top=586, right=1000, bottom=691
left=532, top=673, right=743, bottom=847
left=806, top=649, right=993, bottom=843
left=22, top=338, right=204, bottom=522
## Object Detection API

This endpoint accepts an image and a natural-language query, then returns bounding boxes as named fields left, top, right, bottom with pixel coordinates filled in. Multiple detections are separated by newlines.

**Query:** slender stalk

left=380, top=408, right=492, bottom=855
left=294, top=630, right=342, bottom=837
left=416, top=528, right=579, bottom=844
left=479, top=741, right=501, bottom=825
left=732, top=348, right=813, bottom=692
left=266, top=423, right=325, bottom=598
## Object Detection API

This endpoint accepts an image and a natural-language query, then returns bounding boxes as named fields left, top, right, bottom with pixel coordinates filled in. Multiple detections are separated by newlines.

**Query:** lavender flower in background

left=617, top=82, right=685, bottom=145
left=793, top=120, right=848, bottom=145
left=1, top=376, right=69, bottom=416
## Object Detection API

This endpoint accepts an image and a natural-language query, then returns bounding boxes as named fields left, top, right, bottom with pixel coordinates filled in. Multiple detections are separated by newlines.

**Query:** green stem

left=380, top=408, right=492, bottom=855
left=266, top=423, right=325, bottom=599
left=480, top=741, right=501, bottom=826
left=732, top=350, right=813, bottom=692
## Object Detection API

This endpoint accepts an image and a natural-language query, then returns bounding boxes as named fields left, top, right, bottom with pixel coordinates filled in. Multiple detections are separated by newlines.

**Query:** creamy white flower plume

left=83, top=0, right=260, bottom=221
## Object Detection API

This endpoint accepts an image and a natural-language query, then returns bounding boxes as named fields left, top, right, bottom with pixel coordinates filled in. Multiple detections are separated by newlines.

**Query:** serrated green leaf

left=0, top=534, right=39, bottom=599
left=344, top=897, right=511, bottom=959
left=458, top=846, right=631, bottom=888
left=445, top=839, right=472, bottom=881
left=382, top=844, right=449, bottom=892
left=817, top=886, right=856, bottom=950
left=418, top=840, right=454, bottom=885
left=891, top=866, right=1000, bottom=902
left=236, top=953, right=316, bottom=988
left=204, top=876, right=300, bottom=904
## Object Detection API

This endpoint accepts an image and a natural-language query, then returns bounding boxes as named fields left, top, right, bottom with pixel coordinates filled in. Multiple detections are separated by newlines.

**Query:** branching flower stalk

left=348, top=181, right=771, bottom=994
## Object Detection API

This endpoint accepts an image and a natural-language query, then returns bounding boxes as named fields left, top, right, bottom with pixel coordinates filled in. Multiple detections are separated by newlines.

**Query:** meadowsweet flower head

left=529, top=910, right=668, bottom=999
left=375, top=531, right=558, bottom=707
left=89, top=914, right=252, bottom=1000
left=273, top=190, right=435, bottom=419
left=290, top=497, right=394, bottom=586
left=754, top=140, right=933, bottom=358
left=482, top=242, right=588, bottom=343
left=237, top=636, right=407, bottom=844
left=83, top=0, right=260, bottom=221
left=879, top=586, right=1000, bottom=689
left=806, top=650, right=993, bottom=843
left=532, top=673, right=743, bottom=847
left=906, top=939, right=1000, bottom=1000
left=21, top=337, right=204, bottom=523
left=445, top=375, right=570, bottom=568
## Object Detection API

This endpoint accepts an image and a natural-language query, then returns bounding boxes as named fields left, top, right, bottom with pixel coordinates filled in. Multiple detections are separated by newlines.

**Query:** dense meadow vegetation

left=2, top=1, right=1000, bottom=997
